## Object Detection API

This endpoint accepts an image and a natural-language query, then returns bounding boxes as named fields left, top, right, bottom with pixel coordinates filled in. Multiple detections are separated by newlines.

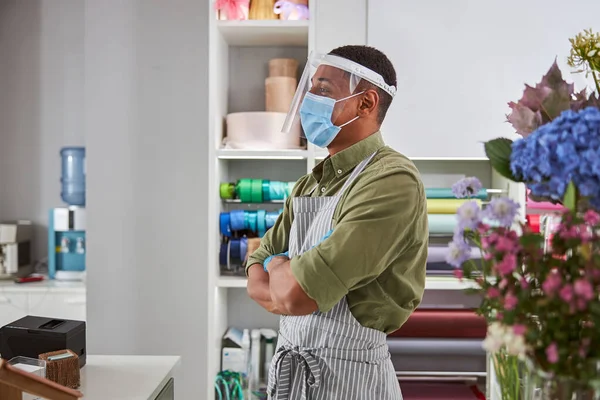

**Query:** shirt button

left=321, top=187, right=326, bottom=193
left=337, top=169, right=342, bottom=174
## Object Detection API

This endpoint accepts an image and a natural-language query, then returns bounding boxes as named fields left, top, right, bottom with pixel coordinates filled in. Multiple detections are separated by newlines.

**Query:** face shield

left=282, top=52, right=396, bottom=147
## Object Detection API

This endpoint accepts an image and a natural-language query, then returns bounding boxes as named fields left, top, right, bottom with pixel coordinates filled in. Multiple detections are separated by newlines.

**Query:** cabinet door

left=28, top=293, right=86, bottom=321
left=367, top=0, right=598, bottom=158
left=0, top=293, right=28, bottom=327
left=313, top=0, right=367, bottom=53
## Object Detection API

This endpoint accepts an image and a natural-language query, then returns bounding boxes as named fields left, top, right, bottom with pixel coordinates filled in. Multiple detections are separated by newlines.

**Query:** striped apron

left=267, top=151, right=403, bottom=400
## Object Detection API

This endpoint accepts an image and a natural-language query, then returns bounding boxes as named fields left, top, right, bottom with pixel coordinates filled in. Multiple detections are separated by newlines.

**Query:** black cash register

left=0, top=315, right=86, bottom=368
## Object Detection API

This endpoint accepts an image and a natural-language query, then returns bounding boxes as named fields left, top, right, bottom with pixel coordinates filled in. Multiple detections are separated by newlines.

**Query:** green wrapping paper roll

left=428, top=214, right=457, bottom=234
left=220, top=183, right=235, bottom=199
left=237, top=179, right=253, bottom=202
left=427, top=199, right=481, bottom=214
left=425, top=188, right=488, bottom=200
left=251, top=179, right=263, bottom=203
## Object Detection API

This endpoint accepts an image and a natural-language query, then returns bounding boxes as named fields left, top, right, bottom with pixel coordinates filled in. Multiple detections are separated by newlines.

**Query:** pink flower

left=542, top=271, right=562, bottom=295
left=574, top=279, right=594, bottom=301
left=546, top=342, right=559, bottom=364
left=496, top=253, right=517, bottom=275
left=487, top=287, right=500, bottom=298
left=520, top=277, right=529, bottom=289
left=484, top=252, right=494, bottom=261
left=584, top=210, right=600, bottom=226
left=512, top=324, right=526, bottom=335
left=559, top=284, right=574, bottom=303
left=499, top=278, right=509, bottom=290
left=504, top=292, right=518, bottom=310
left=495, top=236, right=517, bottom=253
left=453, top=269, right=463, bottom=281
left=477, top=223, right=491, bottom=233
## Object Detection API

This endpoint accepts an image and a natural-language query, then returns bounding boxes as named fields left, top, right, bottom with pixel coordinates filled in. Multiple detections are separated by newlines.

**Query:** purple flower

left=483, top=197, right=520, bottom=226
left=456, top=200, right=482, bottom=230
left=446, top=240, right=472, bottom=268
left=452, top=177, right=483, bottom=198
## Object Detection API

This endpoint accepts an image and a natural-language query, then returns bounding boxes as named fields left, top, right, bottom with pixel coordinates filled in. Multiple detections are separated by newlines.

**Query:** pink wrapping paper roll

left=526, top=188, right=565, bottom=211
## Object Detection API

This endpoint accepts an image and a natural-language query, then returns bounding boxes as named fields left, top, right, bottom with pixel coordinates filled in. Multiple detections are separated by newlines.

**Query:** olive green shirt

left=247, top=132, right=428, bottom=334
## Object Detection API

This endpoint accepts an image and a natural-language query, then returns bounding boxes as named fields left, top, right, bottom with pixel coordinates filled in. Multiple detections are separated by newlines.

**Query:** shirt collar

left=312, top=131, right=385, bottom=180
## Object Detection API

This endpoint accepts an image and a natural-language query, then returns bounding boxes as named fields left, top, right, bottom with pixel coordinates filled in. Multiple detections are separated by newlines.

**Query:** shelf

left=217, top=276, right=248, bottom=288
left=314, top=152, right=490, bottom=162
left=217, top=149, right=308, bottom=160
left=216, top=20, right=309, bottom=47
left=217, top=275, right=476, bottom=290
left=223, top=199, right=285, bottom=204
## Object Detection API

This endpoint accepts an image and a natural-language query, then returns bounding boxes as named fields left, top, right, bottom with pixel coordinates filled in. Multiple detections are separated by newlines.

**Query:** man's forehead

left=312, top=64, right=350, bottom=83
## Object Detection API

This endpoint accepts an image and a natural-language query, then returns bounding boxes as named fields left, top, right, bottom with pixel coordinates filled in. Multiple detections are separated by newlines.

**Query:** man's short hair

left=328, top=45, right=397, bottom=125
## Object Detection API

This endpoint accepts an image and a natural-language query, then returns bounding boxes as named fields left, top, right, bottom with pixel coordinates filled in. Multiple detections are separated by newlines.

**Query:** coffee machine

left=48, top=208, right=86, bottom=281
left=0, top=220, right=33, bottom=279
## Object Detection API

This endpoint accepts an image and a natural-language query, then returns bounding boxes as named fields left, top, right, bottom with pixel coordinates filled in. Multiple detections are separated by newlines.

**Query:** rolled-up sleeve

left=290, top=164, right=426, bottom=313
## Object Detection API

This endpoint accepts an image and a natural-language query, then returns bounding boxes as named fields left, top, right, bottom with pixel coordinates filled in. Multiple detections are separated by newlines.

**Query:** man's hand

left=267, top=256, right=318, bottom=316
left=247, top=264, right=283, bottom=315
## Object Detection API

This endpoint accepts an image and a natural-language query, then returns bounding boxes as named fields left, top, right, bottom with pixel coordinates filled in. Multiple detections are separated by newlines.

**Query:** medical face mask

left=299, top=91, right=364, bottom=148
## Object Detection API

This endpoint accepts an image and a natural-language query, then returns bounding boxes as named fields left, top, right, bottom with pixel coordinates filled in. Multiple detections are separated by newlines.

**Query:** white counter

left=0, top=279, right=85, bottom=293
left=80, top=355, right=180, bottom=400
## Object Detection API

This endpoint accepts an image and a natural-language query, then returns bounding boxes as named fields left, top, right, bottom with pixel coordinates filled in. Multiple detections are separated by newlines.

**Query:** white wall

left=84, top=0, right=210, bottom=398
left=0, top=0, right=84, bottom=261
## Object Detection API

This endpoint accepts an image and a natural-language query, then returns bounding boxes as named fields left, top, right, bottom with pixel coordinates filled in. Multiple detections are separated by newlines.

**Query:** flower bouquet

left=447, top=29, right=600, bottom=400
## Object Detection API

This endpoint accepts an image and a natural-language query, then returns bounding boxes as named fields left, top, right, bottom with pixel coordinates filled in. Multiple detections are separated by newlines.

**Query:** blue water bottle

left=60, top=147, right=86, bottom=206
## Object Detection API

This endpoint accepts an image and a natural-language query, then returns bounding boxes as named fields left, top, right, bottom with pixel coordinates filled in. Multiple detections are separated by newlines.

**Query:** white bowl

left=225, top=112, right=301, bottom=150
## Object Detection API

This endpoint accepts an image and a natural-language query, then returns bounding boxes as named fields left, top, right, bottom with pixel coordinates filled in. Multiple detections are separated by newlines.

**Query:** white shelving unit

left=206, top=1, right=526, bottom=398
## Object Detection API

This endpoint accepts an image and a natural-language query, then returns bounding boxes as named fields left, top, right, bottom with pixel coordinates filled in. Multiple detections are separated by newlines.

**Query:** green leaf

left=484, top=138, right=521, bottom=181
left=563, top=181, right=578, bottom=212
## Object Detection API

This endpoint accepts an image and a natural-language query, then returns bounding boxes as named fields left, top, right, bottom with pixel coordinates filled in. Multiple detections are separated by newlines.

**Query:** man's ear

left=358, top=89, right=379, bottom=117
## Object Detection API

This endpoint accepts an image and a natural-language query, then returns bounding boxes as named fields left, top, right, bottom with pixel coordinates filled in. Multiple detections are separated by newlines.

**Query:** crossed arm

left=247, top=259, right=318, bottom=316
left=246, top=168, right=424, bottom=317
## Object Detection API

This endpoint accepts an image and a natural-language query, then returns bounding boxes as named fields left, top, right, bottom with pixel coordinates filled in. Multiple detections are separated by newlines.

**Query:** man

left=246, top=45, right=428, bottom=400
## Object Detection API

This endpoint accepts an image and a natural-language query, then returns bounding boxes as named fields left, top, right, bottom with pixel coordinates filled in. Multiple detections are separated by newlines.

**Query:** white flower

left=588, top=49, right=598, bottom=57
left=482, top=322, right=506, bottom=353
left=482, top=323, right=529, bottom=359
left=504, top=330, right=528, bottom=359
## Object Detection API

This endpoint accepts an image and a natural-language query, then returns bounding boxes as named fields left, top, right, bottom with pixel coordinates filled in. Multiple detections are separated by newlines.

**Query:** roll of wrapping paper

left=388, top=310, right=487, bottom=339
left=427, top=214, right=457, bottom=235
left=527, top=214, right=541, bottom=233
left=527, top=199, right=565, bottom=211
left=427, top=199, right=481, bottom=214
left=425, top=187, right=488, bottom=200
left=220, top=213, right=232, bottom=237
left=237, top=178, right=253, bottom=203
left=220, top=209, right=283, bottom=236
left=220, top=183, right=235, bottom=199
left=427, top=245, right=481, bottom=263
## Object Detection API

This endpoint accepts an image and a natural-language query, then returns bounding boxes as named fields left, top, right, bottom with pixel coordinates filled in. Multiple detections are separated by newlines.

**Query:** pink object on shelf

left=526, top=189, right=565, bottom=211
left=214, top=0, right=249, bottom=20
left=274, top=0, right=309, bottom=20
left=401, top=382, right=484, bottom=400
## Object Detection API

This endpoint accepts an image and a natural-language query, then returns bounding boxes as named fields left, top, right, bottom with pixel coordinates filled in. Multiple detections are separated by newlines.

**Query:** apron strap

left=268, top=346, right=321, bottom=400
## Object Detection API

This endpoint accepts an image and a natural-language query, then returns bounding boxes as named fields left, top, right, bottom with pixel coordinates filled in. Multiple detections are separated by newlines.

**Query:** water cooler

left=48, top=147, right=86, bottom=281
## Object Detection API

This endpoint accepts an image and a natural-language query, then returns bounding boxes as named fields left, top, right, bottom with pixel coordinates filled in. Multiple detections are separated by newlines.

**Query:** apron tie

left=268, top=346, right=321, bottom=400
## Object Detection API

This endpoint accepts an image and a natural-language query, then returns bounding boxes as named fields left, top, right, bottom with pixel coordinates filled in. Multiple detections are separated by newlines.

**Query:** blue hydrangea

left=510, top=107, right=600, bottom=207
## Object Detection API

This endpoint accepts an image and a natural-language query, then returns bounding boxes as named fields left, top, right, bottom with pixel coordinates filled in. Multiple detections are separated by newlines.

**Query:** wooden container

left=265, top=77, right=297, bottom=113
left=249, top=0, right=278, bottom=20
left=268, top=58, right=298, bottom=78
left=38, top=349, right=80, bottom=389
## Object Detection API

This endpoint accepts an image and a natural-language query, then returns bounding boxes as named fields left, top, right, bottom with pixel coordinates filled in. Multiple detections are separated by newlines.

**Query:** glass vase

left=523, top=362, right=600, bottom=400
